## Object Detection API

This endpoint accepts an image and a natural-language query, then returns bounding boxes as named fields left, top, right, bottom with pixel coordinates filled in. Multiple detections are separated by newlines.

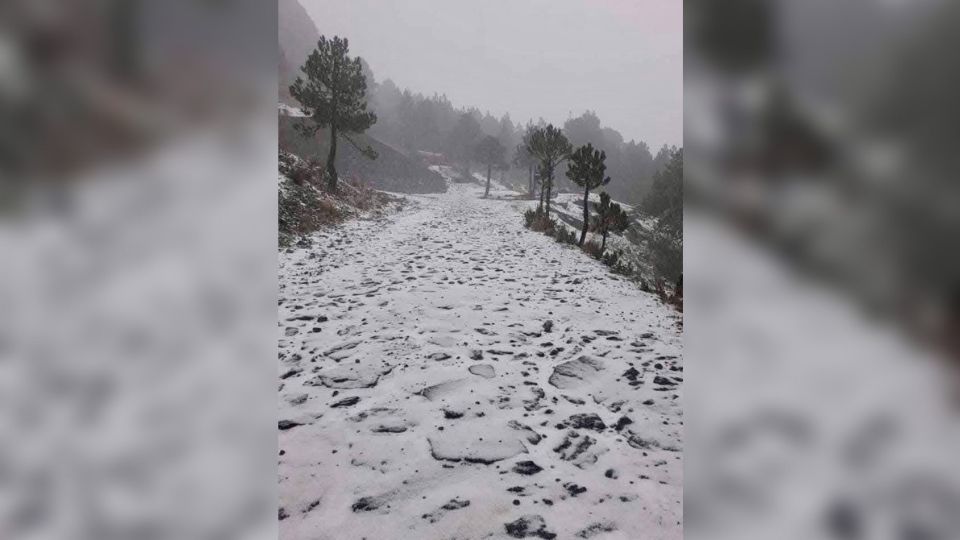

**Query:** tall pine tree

left=566, top=143, right=612, bottom=246
left=526, top=124, right=572, bottom=216
left=591, top=192, right=630, bottom=256
left=290, top=36, right=377, bottom=191
left=475, top=135, right=506, bottom=198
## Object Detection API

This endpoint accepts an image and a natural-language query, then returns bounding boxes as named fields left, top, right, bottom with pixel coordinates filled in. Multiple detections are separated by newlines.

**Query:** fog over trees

left=365, top=77, right=677, bottom=206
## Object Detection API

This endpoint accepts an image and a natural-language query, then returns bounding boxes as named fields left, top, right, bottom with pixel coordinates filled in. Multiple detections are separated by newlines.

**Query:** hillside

left=280, top=111, right=447, bottom=194
left=279, top=0, right=321, bottom=105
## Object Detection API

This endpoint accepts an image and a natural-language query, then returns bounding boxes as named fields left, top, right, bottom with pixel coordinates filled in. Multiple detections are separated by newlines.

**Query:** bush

left=554, top=226, right=577, bottom=245
left=523, top=208, right=538, bottom=227
left=602, top=250, right=620, bottom=267
left=582, top=240, right=603, bottom=259
left=524, top=209, right=556, bottom=234
left=649, top=222, right=682, bottom=284
left=279, top=170, right=347, bottom=246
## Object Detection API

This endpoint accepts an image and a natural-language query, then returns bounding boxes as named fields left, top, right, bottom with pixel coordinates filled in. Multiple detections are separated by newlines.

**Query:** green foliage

left=475, top=135, right=507, bottom=196
left=526, top=124, right=572, bottom=214
left=447, top=113, right=483, bottom=166
left=649, top=221, right=682, bottom=284
left=642, top=148, right=682, bottom=219
left=475, top=135, right=506, bottom=168
left=602, top=250, right=620, bottom=267
left=591, top=192, right=631, bottom=246
left=641, top=148, right=682, bottom=283
left=567, top=143, right=612, bottom=244
left=523, top=208, right=539, bottom=227
left=566, top=143, right=611, bottom=191
left=523, top=208, right=556, bottom=234
left=290, top=36, right=377, bottom=135
left=290, top=35, right=378, bottom=189
left=554, top=226, right=578, bottom=245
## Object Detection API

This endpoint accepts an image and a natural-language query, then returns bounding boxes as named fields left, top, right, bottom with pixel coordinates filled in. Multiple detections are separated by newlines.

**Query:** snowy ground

left=684, top=211, right=960, bottom=540
left=278, top=176, right=682, bottom=539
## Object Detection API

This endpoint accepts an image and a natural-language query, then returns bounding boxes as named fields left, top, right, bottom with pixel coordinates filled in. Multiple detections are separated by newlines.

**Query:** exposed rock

left=468, top=363, right=496, bottom=378
left=278, top=420, right=302, bottom=431
left=548, top=356, right=604, bottom=389
left=331, top=396, right=360, bottom=408
left=576, top=522, right=617, bottom=538
left=504, top=514, right=557, bottom=539
left=566, top=413, right=607, bottom=431
left=512, top=460, right=544, bottom=475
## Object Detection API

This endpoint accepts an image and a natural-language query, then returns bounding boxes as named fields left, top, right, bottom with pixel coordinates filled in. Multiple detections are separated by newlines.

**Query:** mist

left=298, top=0, right=682, bottom=149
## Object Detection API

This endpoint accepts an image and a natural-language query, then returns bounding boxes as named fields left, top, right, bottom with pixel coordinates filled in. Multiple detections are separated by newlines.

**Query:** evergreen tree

left=591, top=192, right=630, bottom=256
left=642, top=148, right=682, bottom=222
left=475, top=136, right=506, bottom=197
left=526, top=124, right=572, bottom=216
left=642, top=149, right=682, bottom=284
left=514, top=125, right=538, bottom=199
left=290, top=36, right=377, bottom=191
left=447, top=113, right=483, bottom=174
left=566, top=143, right=612, bottom=246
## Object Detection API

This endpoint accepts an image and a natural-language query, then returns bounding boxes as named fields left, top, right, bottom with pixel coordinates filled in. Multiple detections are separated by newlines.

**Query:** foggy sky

left=300, top=0, right=682, bottom=148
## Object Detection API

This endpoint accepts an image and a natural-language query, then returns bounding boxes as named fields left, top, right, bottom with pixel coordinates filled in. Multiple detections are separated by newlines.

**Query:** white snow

left=683, top=211, right=960, bottom=540
left=279, top=103, right=308, bottom=117
left=278, top=180, right=682, bottom=539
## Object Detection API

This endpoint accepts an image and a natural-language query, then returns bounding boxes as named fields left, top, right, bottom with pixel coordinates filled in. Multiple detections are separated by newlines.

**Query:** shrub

left=649, top=222, right=682, bottom=284
left=582, top=240, right=603, bottom=259
left=525, top=210, right=556, bottom=234
left=523, top=208, right=539, bottom=228
left=279, top=177, right=344, bottom=245
left=554, top=226, right=577, bottom=245
left=602, top=250, right=620, bottom=267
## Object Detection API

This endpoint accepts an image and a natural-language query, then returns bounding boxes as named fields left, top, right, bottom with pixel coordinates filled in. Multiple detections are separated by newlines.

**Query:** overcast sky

left=300, top=0, right=682, bottom=148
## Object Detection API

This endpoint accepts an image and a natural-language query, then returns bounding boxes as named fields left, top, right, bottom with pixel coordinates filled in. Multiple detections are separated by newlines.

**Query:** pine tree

left=591, top=192, right=630, bottom=256
left=448, top=113, right=483, bottom=175
left=642, top=148, right=682, bottom=284
left=526, top=124, right=572, bottom=216
left=566, top=143, right=612, bottom=246
left=290, top=36, right=377, bottom=191
left=514, top=125, right=538, bottom=199
left=475, top=135, right=506, bottom=198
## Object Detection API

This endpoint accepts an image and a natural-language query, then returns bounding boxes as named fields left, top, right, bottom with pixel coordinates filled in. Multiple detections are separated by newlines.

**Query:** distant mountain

left=278, top=0, right=322, bottom=104
left=279, top=0, right=445, bottom=193
left=280, top=111, right=446, bottom=194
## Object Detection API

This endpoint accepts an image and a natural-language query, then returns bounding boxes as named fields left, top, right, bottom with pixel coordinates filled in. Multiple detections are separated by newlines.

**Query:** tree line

left=289, top=35, right=681, bottom=295
left=368, top=79, right=676, bottom=207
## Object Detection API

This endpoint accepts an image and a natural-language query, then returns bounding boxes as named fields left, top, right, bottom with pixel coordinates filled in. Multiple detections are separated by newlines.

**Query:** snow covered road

left=278, top=181, right=682, bottom=539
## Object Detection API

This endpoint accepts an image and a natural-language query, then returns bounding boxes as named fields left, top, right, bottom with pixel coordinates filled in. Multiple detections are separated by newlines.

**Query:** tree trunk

left=579, top=185, right=590, bottom=246
left=600, top=231, right=607, bottom=256
left=537, top=173, right=545, bottom=212
left=485, top=163, right=491, bottom=197
left=544, top=169, right=553, bottom=217
left=528, top=165, right=534, bottom=199
left=326, top=125, right=338, bottom=191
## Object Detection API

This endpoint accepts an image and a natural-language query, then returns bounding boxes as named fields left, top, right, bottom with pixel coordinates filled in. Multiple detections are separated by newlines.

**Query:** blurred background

left=685, top=0, right=960, bottom=538
left=5, top=0, right=960, bottom=539
left=0, top=1, right=277, bottom=539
